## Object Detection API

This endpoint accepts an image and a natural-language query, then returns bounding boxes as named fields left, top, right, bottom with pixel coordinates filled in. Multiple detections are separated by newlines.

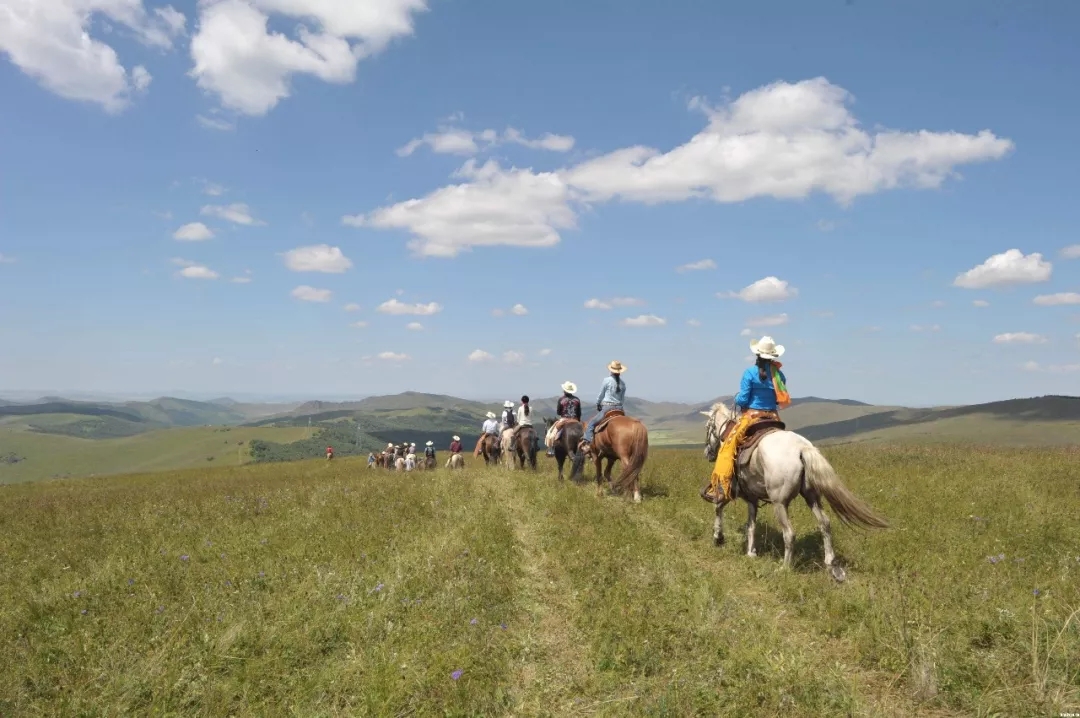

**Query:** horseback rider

left=498, top=400, right=517, bottom=451
left=514, top=395, right=540, bottom=454
left=449, top=435, right=463, bottom=454
left=703, top=335, right=790, bottom=504
left=546, top=381, right=581, bottom=456
left=475, top=411, right=499, bottom=455
left=579, top=360, right=627, bottom=454
left=424, top=440, right=436, bottom=464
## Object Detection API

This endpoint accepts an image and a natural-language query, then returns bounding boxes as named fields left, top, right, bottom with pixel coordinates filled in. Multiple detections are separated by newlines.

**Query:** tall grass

left=1, top=444, right=1077, bottom=716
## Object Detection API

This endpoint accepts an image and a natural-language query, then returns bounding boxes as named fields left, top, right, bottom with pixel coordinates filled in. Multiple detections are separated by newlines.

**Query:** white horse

left=499, top=428, right=516, bottom=469
left=701, top=402, right=888, bottom=580
left=394, top=456, right=406, bottom=472
left=446, top=453, right=465, bottom=470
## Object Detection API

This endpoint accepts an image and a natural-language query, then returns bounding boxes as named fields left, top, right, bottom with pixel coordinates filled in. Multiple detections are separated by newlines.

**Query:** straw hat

left=750, top=335, right=785, bottom=360
left=607, top=360, right=626, bottom=374
left=486, top=411, right=496, bottom=419
left=425, top=440, right=433, bottom=446
left=561, top=381, right=577, bottom=394
left=452, top=435, right=460, bottom=441
left=503, top=400, right=514, bottom=408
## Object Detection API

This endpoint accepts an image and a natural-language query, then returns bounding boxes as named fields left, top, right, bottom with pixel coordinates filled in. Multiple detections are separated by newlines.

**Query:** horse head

left=700, top=402, right=735, bottom=461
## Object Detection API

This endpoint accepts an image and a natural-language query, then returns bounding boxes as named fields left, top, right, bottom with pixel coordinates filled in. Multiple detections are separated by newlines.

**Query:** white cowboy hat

left=387, top=442, right=393, bottom=448
left=452, top=435, right=460, bottom=441
left=750, top=335, right=785, bottom=359
left=425, top=440, right=433, bottom=446
left=503, top=400, right=514, bottom=408
left=561, top=381, right=577, bottom=394
left=607, top=360, right=626, bottom=373
left=486, top=411, right=496, bottom=419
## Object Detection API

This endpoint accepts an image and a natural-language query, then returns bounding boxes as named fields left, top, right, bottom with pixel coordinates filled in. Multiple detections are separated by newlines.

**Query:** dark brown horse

left=478, top=434, right=501, bottom=466
left=544, top=417, right=585, bottom=481
left=509, top=425, right=538, bottom=470
left=582, top=411, right=649, bottom=502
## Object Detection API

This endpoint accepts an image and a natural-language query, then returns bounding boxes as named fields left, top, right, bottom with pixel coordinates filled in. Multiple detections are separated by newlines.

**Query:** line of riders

left=362, top=335, right=790, bottom=505
left=367, top=437, right=465, bottom=471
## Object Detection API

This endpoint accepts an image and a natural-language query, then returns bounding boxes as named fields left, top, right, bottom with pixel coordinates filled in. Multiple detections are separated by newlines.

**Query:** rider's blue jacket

left=735, top=366, right=786, bottom=412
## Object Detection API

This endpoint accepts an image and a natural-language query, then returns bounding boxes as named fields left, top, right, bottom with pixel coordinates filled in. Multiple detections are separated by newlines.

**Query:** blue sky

left=2, top=0, right=1079, bottom=406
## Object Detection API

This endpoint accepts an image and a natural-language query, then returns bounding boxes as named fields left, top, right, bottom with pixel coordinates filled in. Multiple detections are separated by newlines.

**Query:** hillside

left=1, top=446, right=1077, bottom=715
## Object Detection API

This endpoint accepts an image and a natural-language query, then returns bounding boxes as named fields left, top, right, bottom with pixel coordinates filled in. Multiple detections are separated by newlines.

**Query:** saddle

left=731, top=413, right=787, bottom=471
left=593, top=409, right=625, bottom=435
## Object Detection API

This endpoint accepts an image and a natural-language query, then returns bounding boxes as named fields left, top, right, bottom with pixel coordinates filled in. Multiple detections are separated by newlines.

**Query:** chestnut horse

left=582, top=411, right=649, bottom=502
left=478, top=434, right=501, bottom=466
left=509, top=426, right=539, bottom=470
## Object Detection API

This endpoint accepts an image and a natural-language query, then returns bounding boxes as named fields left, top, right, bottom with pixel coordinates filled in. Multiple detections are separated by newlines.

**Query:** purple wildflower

left=371, top=582, right=384, bottom=593
left=258, top=571, right=265, bottom=578
left=500, top=622, right=507, bottom=630
left=225, top=580, right=233, bottom=587
left=156, top=605, right=165, bottom=613
left=260, top=538, right=268, bottom=545
left=81, top=609, right=87, bottom=615
left=337, top=594, right=346, bottom=601
left=73, top=591, right=82, bottom=598
left=180, top=555, right=190, bottom=562
left=127, top=579, right=134, bottom=586
left=1033, top=588, right=1041, bottom=597
left=451, top=669, right=463, bottom=681
left=470, top=618, right=478, bottom=625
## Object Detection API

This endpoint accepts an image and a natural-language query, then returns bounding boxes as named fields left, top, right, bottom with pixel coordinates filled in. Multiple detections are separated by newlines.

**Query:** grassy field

left=0, top=424, right=316, bottom=484
left=1, top=445, right=1077, bottom=716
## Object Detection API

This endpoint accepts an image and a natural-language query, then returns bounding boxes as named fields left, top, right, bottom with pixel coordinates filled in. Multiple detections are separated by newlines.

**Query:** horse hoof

left=713, top=535, right=725, bottom=547
left=829, top=564, right=847, bottom=583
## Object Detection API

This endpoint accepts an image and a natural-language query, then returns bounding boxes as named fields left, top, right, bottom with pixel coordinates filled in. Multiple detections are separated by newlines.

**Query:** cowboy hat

left=452, top=435, right=460, bottom=441
left=425, top=440, right=433, bottom=446
left=750, top=335, right=785, bottom=359
left=486, top=411, right=496, bottom=419
left=607, top=360, right=626, bottom=373
left=503, top=400, right=514, bottom=408
left=561, top=381, right=577, bottom=394
left=387, top=442, right=393, bottom=448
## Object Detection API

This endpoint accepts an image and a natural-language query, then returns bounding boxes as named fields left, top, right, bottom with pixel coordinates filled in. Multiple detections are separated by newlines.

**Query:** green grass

left=0, top=425, right=316, bottom=484
left=1, top=445, right=1078, bottom=716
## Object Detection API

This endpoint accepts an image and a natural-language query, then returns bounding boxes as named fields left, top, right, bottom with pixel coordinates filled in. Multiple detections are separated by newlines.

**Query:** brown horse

left=478, top=434, right=501, bottom=465
left=544, top=417, right=585, bottom=481
left=582, top=411, right=649, bottom=502
left=509, top=425, right=538, bottom=470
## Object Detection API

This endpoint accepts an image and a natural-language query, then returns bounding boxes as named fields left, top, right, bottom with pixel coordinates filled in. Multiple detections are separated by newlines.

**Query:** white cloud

left=687, top=318, right=702, bottom=327
left=953, top=249, right=1052, bottom=289
left=746, top=313, right=789, bottom=327
left=0, top=253, right=15, bottom=264
left=584, top=296, right=644, bottom=310
left=173, top=222, right=215, bottom=241
left=171, top=258, right=219, bottom=280
left=468, top=349, right=494, bottom=362
left=676, top=258, right=716, bottom=272
left=378, top=351, right=410, bottom=361
left=1023, top=360, right=1080, bottom=374
left=584, top=298, right=611, bottom=310
left=291, top=285, right=332, bottom=302
left=231, top=276, right=252, bottom=284
left=344, top=303, right=361, bottom=312
left=722, top=276, right=798, bottom=303
left=1060, top=245, right=1080, bottom=259
left=212, top=357, right=223, bottom=365
left=491, top=308, right=505, bottom=317
left=200, top=203, right=264, bottom=226
left=816, top=219, right=837, bottom=232
left=197, top=114, right=235, bottom=131
left=563, top=77, right=1012, bottom=206
left=0, top=0, right=184, bottom=113
left=993, top=332, right=1047, bottom=344
left=281, top=244, right=352, bottom=273
left=910, top=324, right=942, bottom=332
left=189, top=0, right=428, bottom=116
left=344, top=159, right=576, bottom=257
left=405, top=322, right=423, bottom=331
left=510, top=303, right=528, bottom=315
left=930, top=300, right=946, bottom=308
left=502, top=350, right=525, bottom=365
left=539, top=348, right=552, bottom=356
left=619, top=314, right=666, bottom=327
left=396, top=125, right=575, bottom=157
left=376, top=298, right=442, bottom=315
left=739, top=328, right=752, bottom=337
left=202, top=182, right=226, bottom=196
left=1033, top=292, right=1080, bottom=306
left=973, top=299, right=990, bottom=307
left=350, top=320, right=368, bottom=328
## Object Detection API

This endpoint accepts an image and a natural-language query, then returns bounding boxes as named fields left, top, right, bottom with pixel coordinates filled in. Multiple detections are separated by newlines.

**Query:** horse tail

left=612, top=419, right=649, bottom=493
left=800, top=445, right=889, bottom=529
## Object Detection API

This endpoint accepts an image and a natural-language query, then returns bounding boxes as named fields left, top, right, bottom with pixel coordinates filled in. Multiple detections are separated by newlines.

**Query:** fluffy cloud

left=993, top=332, right=1046, bottom=344
left=539, top=348, right=552, bottom=356
left=510, top=303, right=528, bottom=315
left=352, top=77, right=1011, bottom=259
left=405, top=322, right=423, bottom=331
left=1061, top=245, right=1080, bottom=259
left=746, top=313, right=789, bottom=327
left=376, top=298, right=442, bottom=315
left=343, top=159, right=575, bottom=257
left=0, top=0, right=184, bottom=113
left=468, top=349, right=494, bottom=362
left=676, top=259, right=716, bottom=272
left=584, top=297, right=644, bottom=310
left=173, top=222, right=215, bottom=241
left=502, top=350, right=525, bottom=365
left=281, top=244, right=352, bottom=273
left=202, top=182, right=226, bottom=196
left=350, top=320, right=368, bottom=328
left=1033, top=292, right=1080, bottom=306
left=291, top=285, right=332, bottom=302
left=197, top=114, right=235, bottom=131
left=687, top=319, right=702, bottom=327
left=171, top=258, right=219, bottom=279
left=953, top=249, right=1051, bottom=289
left=378, top=351, right=409, bottom=361
left=189, top=0, right=427, bottom=116
left=619, top=314, right=666, bottom=327
left=397, top=125, right=575, bottom=156
left=201, top=203, right=264, bottom=226
left=563, top=77, right=1012, bottom=205
left=343, top=303, right=361, bottom=312
left=722, top=276, right=797, bottom=303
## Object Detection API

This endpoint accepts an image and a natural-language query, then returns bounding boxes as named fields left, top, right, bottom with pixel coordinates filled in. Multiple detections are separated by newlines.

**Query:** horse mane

left=704, top=402, right=733, bottom=421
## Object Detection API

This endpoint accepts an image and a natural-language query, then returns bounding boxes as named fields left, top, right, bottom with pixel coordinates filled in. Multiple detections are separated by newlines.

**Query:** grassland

left=1, top=445, right=1077, bottom=716
left=0, top=424, right=315, bottom=484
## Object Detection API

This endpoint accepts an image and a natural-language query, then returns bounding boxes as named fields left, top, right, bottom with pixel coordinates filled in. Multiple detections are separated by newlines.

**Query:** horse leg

left=772, top=501, right=796, bottom=569
left=603, top=458, right=615, bottom=493
left=713, top=500, right=727, bottom=546
left=804, top=490, right=836, bottom=568
left=745, top=501, right=759, bottom=557
left=593, top=455, right=604, bottom=497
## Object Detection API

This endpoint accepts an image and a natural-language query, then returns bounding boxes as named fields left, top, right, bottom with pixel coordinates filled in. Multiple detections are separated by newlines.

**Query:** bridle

left=703, top=404, right=736, bottom=462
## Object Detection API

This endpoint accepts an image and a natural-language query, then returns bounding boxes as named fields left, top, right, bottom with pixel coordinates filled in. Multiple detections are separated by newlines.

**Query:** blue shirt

left=596, top=375, right=626, bottom=407
left=735, top=365, right=786, bottom=411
